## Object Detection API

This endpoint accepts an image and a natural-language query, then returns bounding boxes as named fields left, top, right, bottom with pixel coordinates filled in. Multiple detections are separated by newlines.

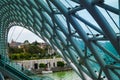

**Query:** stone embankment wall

left=16, top=58, right=65, bottom=70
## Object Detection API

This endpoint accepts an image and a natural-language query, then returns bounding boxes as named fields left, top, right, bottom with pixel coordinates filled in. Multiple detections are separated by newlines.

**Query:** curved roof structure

left=0, top=0, right=120, bottom=80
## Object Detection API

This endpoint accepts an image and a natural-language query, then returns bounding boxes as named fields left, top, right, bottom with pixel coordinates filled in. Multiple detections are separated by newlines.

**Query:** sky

left=8, top=26, right=45, bottom=43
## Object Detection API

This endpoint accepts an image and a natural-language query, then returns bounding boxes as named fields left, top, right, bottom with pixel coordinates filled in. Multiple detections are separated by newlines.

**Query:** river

left=39, top=70, right=81, bottom=80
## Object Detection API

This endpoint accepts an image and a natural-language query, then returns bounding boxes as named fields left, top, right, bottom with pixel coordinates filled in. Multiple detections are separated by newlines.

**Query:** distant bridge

left=0, top=0, right=120, bottom=80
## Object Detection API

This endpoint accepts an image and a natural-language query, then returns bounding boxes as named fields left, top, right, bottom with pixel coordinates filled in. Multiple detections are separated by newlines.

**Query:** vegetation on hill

left=8, top=40, right=60, bottom=60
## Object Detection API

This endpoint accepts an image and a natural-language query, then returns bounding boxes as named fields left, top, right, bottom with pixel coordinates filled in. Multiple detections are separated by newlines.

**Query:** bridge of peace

left=0, top=0, right=120, bottom=80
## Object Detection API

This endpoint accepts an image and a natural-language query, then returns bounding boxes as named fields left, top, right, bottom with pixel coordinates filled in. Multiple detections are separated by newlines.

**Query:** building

left=9, top=40, right=22, bottom=48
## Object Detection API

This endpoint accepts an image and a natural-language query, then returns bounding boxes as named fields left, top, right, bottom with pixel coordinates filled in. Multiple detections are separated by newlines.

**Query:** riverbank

left=31, top=66, right=72, bottom=74
left=15, top=58, right=65, bottom=69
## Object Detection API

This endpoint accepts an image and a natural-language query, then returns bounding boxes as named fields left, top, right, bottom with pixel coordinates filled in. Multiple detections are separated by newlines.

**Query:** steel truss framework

left=0, top=0, right=120, bottom=80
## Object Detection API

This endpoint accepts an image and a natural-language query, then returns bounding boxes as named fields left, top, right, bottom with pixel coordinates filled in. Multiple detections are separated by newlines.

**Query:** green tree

left=39, top=63, right=46, bottom=68
left=9, top=47, right=23, bottom=54
left=28, top=45, right=41, bottom=54
left=32, top=41, right=39, bottom=46
left=57, top=61, right=65, bottom=67
left=23, top=53, right=31, bottom=60
left=10, top=54, right=20, bottom=60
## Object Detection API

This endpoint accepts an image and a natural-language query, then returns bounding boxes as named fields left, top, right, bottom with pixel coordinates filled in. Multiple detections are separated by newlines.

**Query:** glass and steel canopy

left=0, top=0, right=120, bottom=80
